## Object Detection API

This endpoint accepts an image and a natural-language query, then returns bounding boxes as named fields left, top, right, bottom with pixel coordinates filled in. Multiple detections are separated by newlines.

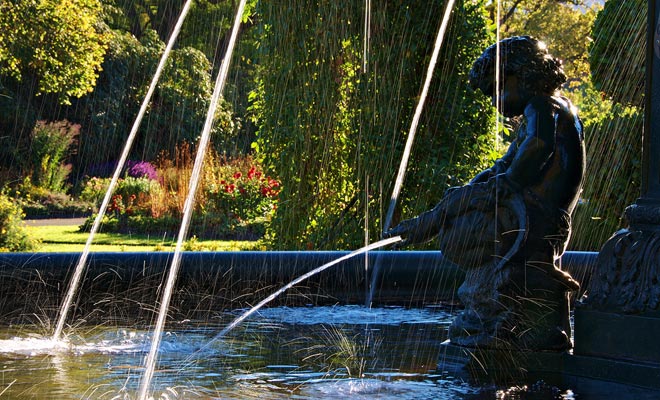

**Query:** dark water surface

left=0, top=305, right=588, bottom=399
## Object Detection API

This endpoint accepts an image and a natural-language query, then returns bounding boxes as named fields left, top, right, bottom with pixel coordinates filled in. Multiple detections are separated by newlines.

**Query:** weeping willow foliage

left=570, top=0, right=644, bottom=251
left=589, top=0, right=645, bottom=108
left=251, top=0, right=496, bottom=249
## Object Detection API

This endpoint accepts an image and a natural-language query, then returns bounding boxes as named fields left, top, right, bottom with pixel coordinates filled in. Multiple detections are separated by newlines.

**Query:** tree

left=589, top=0, right=644, bottom=107
left=251, top=0, right=496, bottom=249
left=67, top=26, right=238, bottom=178
left=0, top=0, right=107, bottom=103
left=489, top=0, right=599, bottom=83
left=0, top=0, right=107, bottom=179
left=106, top=0, right=258, bottom=66
left=569, top=0, right=645, bottom=250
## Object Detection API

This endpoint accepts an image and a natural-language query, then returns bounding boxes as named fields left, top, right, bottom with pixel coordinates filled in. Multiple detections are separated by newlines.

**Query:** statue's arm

left=504, top=97, right=556, bottom=187
left=470, top=134, right=519, bottom=184
left=383, top=202, right=444, bottom=246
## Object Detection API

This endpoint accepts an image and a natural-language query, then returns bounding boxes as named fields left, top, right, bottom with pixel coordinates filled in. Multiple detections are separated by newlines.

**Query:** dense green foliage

left=569, top=0, right=645, bottom=250
left=589, top=0, right=645, bottom=108
left=252, top=0, right=496, bottom=249
left=0, top=0, right=641, bottom=251
left=0, top=192, right=38, bottom=252
left=0, top=0, right=107, bottom=102
left=571, top=103, right=643, bottom=250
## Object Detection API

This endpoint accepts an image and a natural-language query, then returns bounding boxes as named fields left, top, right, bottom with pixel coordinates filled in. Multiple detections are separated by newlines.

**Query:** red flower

left=108, top=194, right=123, bottom=212
left=233, top=171, right=242, bottom=180
left=247, top=166, right=257, bottom=179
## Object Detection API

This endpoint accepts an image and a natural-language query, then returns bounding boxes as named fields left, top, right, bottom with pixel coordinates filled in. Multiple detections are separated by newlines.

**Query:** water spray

left=367, top=0, right=456, bottom=307
left=52, top=0, right=194, bottom=343
left=185, top=236, right=402, bottom=364
left=137, top=0, right=249, bottom=398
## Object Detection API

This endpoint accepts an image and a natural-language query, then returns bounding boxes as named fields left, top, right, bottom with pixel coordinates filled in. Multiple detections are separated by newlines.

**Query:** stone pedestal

left=574, top=309, right=660, bottom=366
left=572, top=201, right=660, bottom=389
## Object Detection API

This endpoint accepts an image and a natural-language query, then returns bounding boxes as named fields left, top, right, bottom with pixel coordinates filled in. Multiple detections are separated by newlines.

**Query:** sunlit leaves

left=0, top=0, right=108, bottom=104
left=493, top=0, right=600, bottom=84
left=589, top=0, right=645, bottom=107
left=251, top=0, right=495, bottom=249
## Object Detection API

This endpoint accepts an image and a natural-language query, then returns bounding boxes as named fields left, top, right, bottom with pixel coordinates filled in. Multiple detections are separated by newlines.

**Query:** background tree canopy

left=250, top=0, right=496, bottom=249
left=0, top=0, right=107, bottom=102
left=2, top=0, right=643, bottom=252
left=569, top=0, right=645, bottom=250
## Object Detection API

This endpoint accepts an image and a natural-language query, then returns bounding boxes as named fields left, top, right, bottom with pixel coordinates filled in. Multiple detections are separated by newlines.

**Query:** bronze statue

left=385, top=36, right=585, bottom=351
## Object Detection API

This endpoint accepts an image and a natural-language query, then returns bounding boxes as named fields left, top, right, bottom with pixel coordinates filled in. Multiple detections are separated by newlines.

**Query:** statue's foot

left=517, top=326, right=572, bottom=352
left=449, top=308, right=573, bottom=352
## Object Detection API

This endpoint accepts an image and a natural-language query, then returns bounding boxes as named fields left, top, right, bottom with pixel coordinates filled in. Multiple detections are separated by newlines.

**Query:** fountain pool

left=1, top=304, right=585, bottom=399
left=0, top=250, right=621, bottom=399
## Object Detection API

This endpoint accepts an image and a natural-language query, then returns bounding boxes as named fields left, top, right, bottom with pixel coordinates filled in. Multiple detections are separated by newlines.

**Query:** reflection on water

left=0, top=305, right=579, bottom=399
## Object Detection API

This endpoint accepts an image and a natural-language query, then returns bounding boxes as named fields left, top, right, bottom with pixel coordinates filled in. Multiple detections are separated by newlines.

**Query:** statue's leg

left=449, top=265, right=512, bottom=348
left=503, top=262, right=574, bottom=351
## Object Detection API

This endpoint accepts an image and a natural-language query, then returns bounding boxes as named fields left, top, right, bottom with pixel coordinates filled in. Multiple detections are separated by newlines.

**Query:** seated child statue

left=385, top=36, right=585, bottom=351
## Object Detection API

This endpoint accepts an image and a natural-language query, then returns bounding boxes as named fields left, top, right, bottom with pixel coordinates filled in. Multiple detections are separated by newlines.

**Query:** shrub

left=79, top=176, right=111, bottom=207
left=79, top=175, right=165, bottom=232
left=126, top=161, right=159, bottom=180
left=80, top=176, right=162, bottom=215
left=79, top=150, right=279, bottom=240
left=203, top=158, right=280, bottom=222
left=0, top=192, right=38, bottom=252
left=15, top=178, right=93, bottom=218
left=28, top=120, right=79, bottom=193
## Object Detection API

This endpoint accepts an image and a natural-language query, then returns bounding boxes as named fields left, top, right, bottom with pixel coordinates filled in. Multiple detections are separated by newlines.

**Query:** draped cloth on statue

left=434, top=177, right=578, bottom=350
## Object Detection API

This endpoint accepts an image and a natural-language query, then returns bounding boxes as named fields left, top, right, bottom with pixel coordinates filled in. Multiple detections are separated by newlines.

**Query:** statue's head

left=469, top=36, right=566, bottom=98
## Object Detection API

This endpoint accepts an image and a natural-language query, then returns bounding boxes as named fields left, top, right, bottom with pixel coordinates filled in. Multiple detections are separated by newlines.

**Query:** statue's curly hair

left=469, top=36, right=566, bottom=97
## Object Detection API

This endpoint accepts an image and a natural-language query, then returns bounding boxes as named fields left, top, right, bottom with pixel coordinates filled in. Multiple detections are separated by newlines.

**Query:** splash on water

left=0, top=337, right=71, bottom=355
left=0, top=329, right=204, bottom=358
left=297, top=377, right=477, bottom=400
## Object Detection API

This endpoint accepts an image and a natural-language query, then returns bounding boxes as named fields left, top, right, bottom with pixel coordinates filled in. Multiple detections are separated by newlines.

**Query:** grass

left=24, top=223, right=264, bottom=252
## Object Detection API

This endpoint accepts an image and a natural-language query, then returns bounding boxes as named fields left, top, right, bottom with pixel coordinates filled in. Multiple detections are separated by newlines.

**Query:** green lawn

left=25, top=224, right=264, bottom=252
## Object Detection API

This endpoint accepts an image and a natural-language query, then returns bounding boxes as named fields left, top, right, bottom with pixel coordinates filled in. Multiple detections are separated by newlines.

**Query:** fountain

left=0, top=1, right=659, bottom=398
left=435, top=1, right=660, bottom=394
